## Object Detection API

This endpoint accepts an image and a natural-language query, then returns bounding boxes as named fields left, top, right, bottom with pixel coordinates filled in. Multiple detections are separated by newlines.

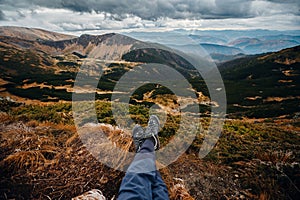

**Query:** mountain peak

left=79, top=33, right=116, bottom=39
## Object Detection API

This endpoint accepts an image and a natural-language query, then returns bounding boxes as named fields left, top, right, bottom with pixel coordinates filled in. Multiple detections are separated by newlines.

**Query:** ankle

left=139, top=138, right=155, bottom=153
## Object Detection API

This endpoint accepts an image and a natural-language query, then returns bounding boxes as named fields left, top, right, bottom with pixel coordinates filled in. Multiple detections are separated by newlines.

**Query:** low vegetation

left=0, top=101, right=299, bottom=199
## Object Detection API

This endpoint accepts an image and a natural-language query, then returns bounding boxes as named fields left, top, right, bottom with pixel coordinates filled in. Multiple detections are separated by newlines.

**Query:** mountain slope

left=0, top=30, right=137, bottom=102
left=0, top=26, right=76, bottom=41
left=0, top=32, right=140, bottom=59
left=220, top=45, right=300, bottom=118
left=0, top=27, right=201, bottom=103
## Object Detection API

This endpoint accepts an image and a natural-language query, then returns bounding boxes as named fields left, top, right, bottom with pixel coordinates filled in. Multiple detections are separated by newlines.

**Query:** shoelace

left=152, top=134, right=158, bottom=150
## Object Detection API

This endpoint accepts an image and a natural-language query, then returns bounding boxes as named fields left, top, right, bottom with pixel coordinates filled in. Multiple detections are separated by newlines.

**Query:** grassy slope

left=220, top=45, right=300, bottom=118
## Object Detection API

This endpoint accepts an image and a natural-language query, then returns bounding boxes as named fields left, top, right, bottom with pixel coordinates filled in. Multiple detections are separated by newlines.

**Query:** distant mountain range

left=193, top=33, right=299, bottom=62
left=200, top=43, right=244, bottom=55
left=128, top=29, right=300, bottom=62
left=228, top=36, right=300, bottom=54
left=0, top=26, right=299, bottom=118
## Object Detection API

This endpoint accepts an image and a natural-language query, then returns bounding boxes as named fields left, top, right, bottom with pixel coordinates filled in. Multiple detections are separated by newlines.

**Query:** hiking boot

left=145, top=115, right=160, bottom=151
left=132, top=124, right=146, bottom=153
left=132, top=115, right=160, bottom=152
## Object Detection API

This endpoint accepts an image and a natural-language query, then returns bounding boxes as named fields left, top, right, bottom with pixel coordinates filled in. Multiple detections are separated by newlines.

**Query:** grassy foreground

left=0, top=101, right=299, bottom=199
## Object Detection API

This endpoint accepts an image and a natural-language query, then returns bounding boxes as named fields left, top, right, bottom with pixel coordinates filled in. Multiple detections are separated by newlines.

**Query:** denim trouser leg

left=118, top=139, right=169, bottom=200
left=152, top=171, right=169, bottom=200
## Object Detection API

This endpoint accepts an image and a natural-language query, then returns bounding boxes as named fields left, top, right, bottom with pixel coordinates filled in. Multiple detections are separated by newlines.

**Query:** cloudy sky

left=0, top=0, right=299, bottom=34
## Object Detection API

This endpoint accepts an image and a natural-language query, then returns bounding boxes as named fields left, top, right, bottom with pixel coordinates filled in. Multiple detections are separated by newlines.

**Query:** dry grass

left=0, top=119, right=197, bottom=199
left=1, top=109, right=299, bottom=199
left=2, top=150, right=50, bottom=170
left=0, top=112, right=13, bottom=124
left=256, top=150, right=294, bottom=165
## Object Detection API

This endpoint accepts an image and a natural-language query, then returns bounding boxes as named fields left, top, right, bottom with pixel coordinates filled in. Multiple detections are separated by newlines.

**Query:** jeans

left=118, top=139, right=169, bottom=200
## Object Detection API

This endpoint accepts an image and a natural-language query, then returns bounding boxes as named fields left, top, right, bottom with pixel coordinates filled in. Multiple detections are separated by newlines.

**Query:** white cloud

left=250, top=0, right=299, bottom=16
left=0, top=2, right=299, bottom=34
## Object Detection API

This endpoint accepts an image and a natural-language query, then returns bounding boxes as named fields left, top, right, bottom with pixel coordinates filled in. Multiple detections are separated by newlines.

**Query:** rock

left=72, top=189, right=106, bottom=200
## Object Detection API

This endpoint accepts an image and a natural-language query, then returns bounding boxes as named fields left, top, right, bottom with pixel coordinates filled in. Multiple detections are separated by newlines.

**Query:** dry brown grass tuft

left=1, top=126, right=58, bottom=153
left=0, top=111, right=13, bottom=124
left=256, top=150, right=294, bottom=165
left=259, top=192, right=270, bottom=200
left=0, top=120, right=62, bottom=174
left=1, top=150, right=47, bottom=170
left=100, top=123, right=133, bottom=151
left=74, top=123, right=134, bottom=170
left=26, top=120, right=39, bottom=127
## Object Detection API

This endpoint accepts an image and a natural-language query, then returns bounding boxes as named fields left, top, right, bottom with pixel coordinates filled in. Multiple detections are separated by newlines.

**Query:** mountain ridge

left=200, top=43, right=244, bottom=55
left=0, top=26, right=76, bottom=41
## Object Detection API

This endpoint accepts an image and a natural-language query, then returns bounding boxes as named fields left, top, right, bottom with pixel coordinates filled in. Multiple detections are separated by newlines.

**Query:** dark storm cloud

left=1, top=0, right=298, bottom=20
left=214, top=0, right=253, bottom=18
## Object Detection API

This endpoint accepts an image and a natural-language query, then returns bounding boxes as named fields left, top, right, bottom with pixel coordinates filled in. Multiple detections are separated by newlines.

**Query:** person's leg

left=118, top=139, right=156, bottom=200
left=118, top=116, right=169, bottom=200
left=117, top=171, right=153, bottom=200
left=152, top=170, right=169, bottom=200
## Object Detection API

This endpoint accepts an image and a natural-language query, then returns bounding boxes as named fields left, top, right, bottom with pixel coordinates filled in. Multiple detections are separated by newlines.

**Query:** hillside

left=0, top=30, right=145, bottom=102
left=0, top=27, right=207, bottom=108
left=219, top=45, right=300, bottom=118
left=0, top=27, right=300, bottom=119
left=0, top=26, right=76, bottom=41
